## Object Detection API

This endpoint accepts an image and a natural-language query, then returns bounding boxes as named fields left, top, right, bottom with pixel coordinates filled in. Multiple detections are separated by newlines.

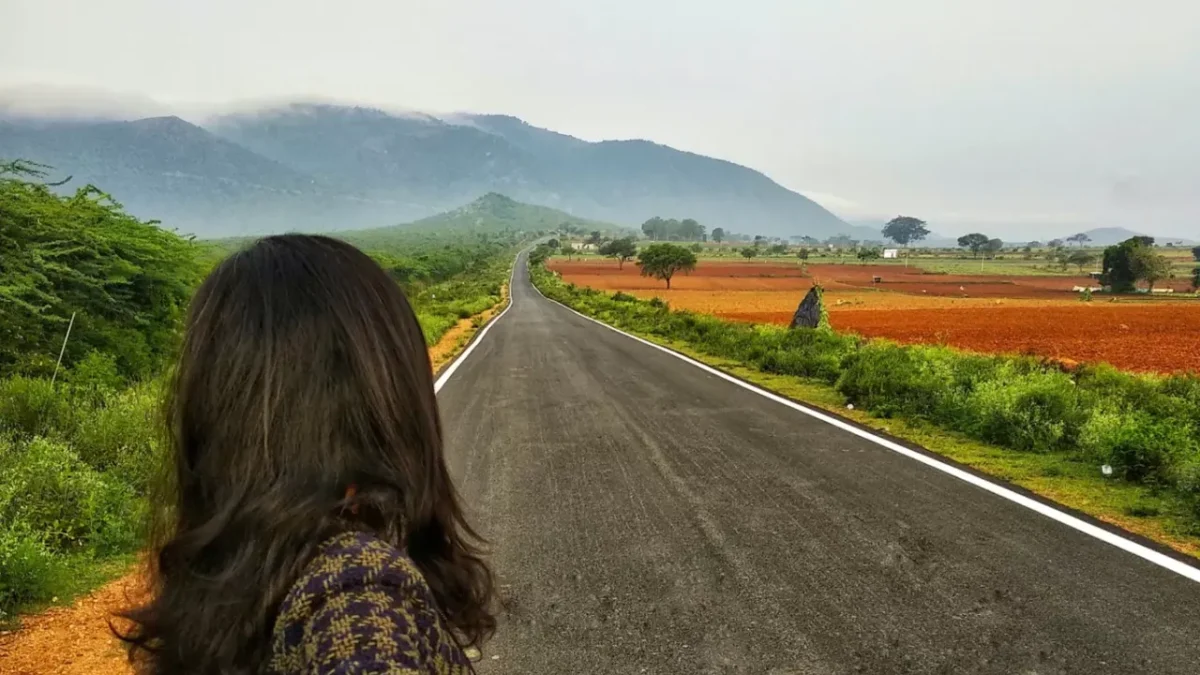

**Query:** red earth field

left=548, top=259, right=1200, bottom=374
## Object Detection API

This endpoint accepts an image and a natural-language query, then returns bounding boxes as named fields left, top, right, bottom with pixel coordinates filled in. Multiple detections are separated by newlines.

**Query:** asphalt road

left=437, top=254, right=1200, bottom=675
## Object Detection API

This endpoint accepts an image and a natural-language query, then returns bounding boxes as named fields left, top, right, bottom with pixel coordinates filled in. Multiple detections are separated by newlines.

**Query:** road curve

left=437, top=253, right=1200, bottom=675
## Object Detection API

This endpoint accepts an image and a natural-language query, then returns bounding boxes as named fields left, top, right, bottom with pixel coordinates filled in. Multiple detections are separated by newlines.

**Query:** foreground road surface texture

left=439, top=255, right=1200, bottom=675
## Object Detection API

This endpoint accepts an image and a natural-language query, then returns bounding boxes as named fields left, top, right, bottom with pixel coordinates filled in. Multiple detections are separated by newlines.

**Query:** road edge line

left=433, top=254, right=520, bottom=393
left=529, top=274, right=1200, bottom=584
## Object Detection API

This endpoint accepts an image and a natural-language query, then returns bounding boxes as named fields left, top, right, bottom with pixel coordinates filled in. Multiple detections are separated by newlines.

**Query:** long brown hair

left=119, top=234, right=494, bottom=673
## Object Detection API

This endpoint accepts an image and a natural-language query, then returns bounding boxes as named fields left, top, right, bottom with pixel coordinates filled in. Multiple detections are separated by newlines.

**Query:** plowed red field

left=550, top=259, right=1200, bottom=374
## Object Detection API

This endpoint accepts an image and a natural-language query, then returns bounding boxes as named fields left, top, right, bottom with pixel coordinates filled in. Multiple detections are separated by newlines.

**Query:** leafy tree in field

left=1192, top=245, right=1200, bottom=262
left=690, top=243, right=702, bottom=253
left=857, top=248, right=882, bottom=260
left=528, top=243, right=553, bottom=266
left=882, top=216, right=929, bottom=266
left=0, top=160, right=202, bottom=378
left=1028, top=241, right=1042, bottom=249
left=1066, top=250, right=1097, bottom=274
left=957, top=232, right=990, bottom=258
left=1192, top=267, right=1200, bottom=292
left=984, top=238, right=1004, bottom=258
left=547, top=238, right=560, bottom=249
left=1048, top=239, right=1064, bottom=249
left=1067, top=232, right=1093, bottom=247
left=740, top=247, right=758, bottom=259
left=753, top=235, right=765, bottom=248
left=599, top=237, right=638, bottom=269
left=586, top=231, right=604, bottom=246
left=1102, top=236, right=1168, bottom=292
left=560, top=244, right=577, bottom=261
left=1133, top=247, right=1172, bottom=291
left=797, top=247, right=810, bottom=260
left=711, top=227, right=725, bottom=243
left=768, top=244, right=788, bottom=256
left=882, top=216, right=929, bottom=247
left=636, top=243, right=696, bottom=289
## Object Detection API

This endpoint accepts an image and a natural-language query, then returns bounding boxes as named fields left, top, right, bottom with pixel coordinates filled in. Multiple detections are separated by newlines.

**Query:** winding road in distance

left=437, top=253, right=1200, bottom=675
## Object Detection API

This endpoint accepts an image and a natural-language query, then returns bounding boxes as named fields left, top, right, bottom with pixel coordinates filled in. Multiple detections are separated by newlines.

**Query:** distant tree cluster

left=640, top=216, right=706, bottom=241
left=1101, top=237, right=1172, bottom=292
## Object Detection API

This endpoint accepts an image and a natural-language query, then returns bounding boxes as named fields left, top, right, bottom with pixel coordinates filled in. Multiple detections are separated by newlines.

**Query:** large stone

left=790, top=286, right=824, bottom=329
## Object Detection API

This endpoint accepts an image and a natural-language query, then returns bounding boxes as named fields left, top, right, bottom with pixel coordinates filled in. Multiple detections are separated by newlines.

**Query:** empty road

left=437, top=254, right=1200, bottom=675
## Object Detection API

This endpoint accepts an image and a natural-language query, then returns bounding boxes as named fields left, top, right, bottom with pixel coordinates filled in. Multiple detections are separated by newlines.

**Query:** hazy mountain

left=339, top=193, right=620, bottom=252
left=0, top=115, right=414, bottom=236
left=3, top=101, right=851, bottom=238
left=208, top=104, right=851, bottom=237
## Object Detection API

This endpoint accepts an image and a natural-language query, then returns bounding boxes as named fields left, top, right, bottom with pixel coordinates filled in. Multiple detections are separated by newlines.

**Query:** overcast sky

left=3, top=0, right=1198, bottom=238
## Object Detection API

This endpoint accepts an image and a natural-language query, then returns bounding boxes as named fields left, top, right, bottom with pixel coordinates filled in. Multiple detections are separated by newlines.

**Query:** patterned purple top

left=268, top=531, right=472, bottom=675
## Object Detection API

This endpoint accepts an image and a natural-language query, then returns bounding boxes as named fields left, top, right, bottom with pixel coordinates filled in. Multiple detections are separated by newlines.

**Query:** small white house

left=883, top=249, right=900, bottom=259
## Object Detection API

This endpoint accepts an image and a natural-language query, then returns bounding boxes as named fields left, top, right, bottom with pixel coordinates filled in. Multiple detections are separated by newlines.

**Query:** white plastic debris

left=1101, top=464, right=1114, bottom=477
left=846, top=403, right=855, bottom=410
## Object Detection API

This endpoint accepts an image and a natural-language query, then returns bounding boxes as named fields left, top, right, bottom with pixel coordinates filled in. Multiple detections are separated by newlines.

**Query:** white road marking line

left=433, top=258, right=519, bottom=393
left=530, top=275, right=1200, bottom=584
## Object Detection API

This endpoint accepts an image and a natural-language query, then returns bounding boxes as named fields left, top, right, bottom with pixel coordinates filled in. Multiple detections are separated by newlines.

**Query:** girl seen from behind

left=119, top=234, right=494, bottom=674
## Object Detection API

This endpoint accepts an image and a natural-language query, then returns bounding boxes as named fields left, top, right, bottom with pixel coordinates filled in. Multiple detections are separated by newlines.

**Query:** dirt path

left=0, top=290, right=509, bottom=675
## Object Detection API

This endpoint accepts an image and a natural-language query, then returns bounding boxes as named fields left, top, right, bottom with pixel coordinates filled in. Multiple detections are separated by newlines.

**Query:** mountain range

left=0, top=102, right=850, bottom=239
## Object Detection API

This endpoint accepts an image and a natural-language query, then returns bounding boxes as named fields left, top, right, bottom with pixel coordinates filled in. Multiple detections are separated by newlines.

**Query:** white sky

left=3, top=0, right=1198, bottom=238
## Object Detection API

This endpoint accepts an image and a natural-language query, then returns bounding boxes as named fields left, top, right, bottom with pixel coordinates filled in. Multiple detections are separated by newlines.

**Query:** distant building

left=883, top=249, right=899, bottom=259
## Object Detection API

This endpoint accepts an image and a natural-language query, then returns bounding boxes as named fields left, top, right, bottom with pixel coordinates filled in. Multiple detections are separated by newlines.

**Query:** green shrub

left=967, top=369, right=1084, bottom=452
left=0, top=376, right=73, bottom=438
left=0, top=525, right=66, bottom=621
left=836, top=343, right=960, bottom=421
left=0, top=436, right=139, bottom=553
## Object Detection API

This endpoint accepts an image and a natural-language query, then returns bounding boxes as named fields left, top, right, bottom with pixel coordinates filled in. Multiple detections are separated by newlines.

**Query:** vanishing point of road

left=438, top=254, right=1200, bottom=675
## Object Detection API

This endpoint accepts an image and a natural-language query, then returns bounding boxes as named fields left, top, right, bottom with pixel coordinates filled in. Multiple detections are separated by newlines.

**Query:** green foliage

left=530, top=259, right=1200, bottom=530
left=640, top=216, right=706, bottom=241
left=882, top=216, right=929, bottom=246
left=711, top=227, right=725, bottom=243
left=599, top=237, right=638, bottom=269
left=0, top=160, right=202, bottom=379
left=636, top=243, right=697, bottom=289
left=957, top=233, right=990, bottom=258
left=1067, top=250, right=1097, bottom=274
left=1192, top=246, right=1200, bottom=262
left=1102, top=236, right=1167, bottom=292
left=856, top=248, right=881, bottom=260
left=740, top=247, right=758, bottom=259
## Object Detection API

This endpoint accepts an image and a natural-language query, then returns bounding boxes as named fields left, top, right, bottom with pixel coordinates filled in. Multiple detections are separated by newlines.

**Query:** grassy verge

left=530, top=263, right=1200, bottom=559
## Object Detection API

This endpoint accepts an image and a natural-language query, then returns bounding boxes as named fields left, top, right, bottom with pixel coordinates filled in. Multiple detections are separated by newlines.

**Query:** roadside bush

left=0, top=376, right=73, bottom=437
left=967, top=369, right=1084, bottom=452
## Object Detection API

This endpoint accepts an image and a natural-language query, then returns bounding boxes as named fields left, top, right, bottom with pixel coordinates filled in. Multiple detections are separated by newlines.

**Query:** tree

left=1133, top=247, right=1172, bottom=291
left=882, top=216, right=929, bottom=267
left=711, top=227, right=725, bottom=244
left=797, top=248, right=810, bottom=260
left=1102, top=236, right=1160, bottom=292
left=547, top=238, right=560, bottom=249
left=983, top=238, right=1004, bottom=258
left=637, top=243, right=696, bottom=289
left=1028, top=241, right=1042, bottom=249
left=753, top=235, right=765, bottom=248
left=560, top=244, right=577, bottom=261
left=1192, top=267, right=1200, bottom=292
left=1067, top=250, right=1097, bottom=274
left=768, top=244, right=788, bottom=256
left=586, top=231, right=604, bottom=246
left=740, top=247, right=758, bottom=259
left=957, top=233, right=990, bottom=258
left=598, top=237, right=638, bottom=269
left=1192, top=245, right=1200, bottom=262
left=1048, top=239, right=1064, bottom=249
left=1066, top=232, right=1093, bottom=248
left=857, top=248, right=882, bottom=260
